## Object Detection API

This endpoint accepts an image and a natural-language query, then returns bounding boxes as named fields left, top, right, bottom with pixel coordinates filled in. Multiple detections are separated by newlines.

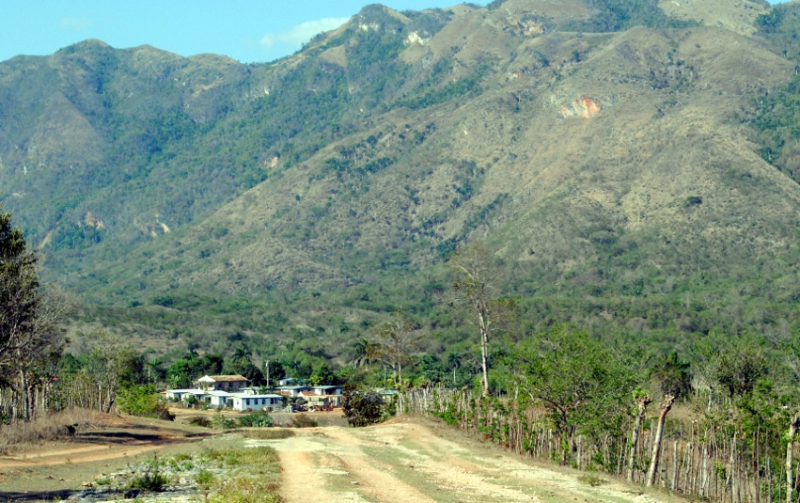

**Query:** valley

left=4, top=1, right=800, bottom=501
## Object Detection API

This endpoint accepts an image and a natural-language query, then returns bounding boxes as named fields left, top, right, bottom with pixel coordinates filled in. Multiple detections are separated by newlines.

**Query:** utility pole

left=265, top=360, right=270, bottom=389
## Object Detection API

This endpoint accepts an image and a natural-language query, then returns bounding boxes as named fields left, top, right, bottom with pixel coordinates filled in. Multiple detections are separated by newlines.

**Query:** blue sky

left=0, top=1, right=489, bottom=64
left=0, top=0, right=789, bottom=64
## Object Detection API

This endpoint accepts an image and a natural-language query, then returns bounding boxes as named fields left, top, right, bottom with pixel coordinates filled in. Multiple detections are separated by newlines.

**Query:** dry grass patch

left=202, top=446, right=283, bottom=503
left=242, top=429, right=295, bottom=440
left=0, top=408, right=101, bottom=454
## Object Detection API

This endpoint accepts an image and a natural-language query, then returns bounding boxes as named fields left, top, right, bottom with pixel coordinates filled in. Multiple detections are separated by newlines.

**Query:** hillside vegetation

left=1, top=0, right=800, bottom=368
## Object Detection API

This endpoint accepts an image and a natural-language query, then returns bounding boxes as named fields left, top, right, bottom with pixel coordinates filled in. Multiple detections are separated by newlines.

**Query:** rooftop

left=197, top=375, right=249, bottom=382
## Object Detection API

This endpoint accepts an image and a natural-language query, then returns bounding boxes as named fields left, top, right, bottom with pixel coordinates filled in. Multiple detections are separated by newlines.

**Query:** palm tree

left=231, top=345, right=251, bottom=366
left=352, top=338, right=371, bottom=368
left=145, top=358, right=165, bottom=384
left=447, top=352, right=462, bottom=386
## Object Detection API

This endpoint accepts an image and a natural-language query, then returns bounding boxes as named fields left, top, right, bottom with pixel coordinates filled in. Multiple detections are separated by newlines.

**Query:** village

left=164, top=374, right=346, bottom=412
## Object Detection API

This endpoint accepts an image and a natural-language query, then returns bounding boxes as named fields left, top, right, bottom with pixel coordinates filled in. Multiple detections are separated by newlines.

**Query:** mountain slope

left=2, top=0, right=800, bottom=356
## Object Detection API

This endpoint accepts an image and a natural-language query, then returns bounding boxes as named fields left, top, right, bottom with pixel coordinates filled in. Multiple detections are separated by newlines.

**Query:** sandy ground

left=253, top=417, right=686, bottom=503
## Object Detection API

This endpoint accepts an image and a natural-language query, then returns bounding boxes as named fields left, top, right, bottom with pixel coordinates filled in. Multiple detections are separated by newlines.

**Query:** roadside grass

left=0, top=408, right=101, bottom=454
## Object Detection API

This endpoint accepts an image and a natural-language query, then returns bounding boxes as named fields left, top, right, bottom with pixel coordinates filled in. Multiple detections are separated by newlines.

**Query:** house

left=229, top=394, right=284, bottom=412
left=300, top=390, right=342, bottom=409
left=278, top=377, right=306, bottom=386
left=311, top=385, right=343, bottom=396
left=274, top=385, right=311, bottom=397
left=195, top=375, right=250, bottom=392
left=165, top=389, right=198, bottom=401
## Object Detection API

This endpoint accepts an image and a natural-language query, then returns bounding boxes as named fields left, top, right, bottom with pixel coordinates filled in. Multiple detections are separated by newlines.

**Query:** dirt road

left=252, top=418, right=681, bottom=503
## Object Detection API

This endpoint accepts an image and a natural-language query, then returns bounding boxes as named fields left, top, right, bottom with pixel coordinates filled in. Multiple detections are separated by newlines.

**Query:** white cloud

left=260, top=17, right=349, bottom=49
left=59, top=17, right=93, bottom=31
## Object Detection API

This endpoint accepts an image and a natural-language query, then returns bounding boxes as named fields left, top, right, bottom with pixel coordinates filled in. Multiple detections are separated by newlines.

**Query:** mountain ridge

left=3, top=0, right=800, bottom=357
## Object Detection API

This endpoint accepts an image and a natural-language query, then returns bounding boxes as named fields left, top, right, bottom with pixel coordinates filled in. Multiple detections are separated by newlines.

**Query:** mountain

left=2, top=0, right=800, bottom=359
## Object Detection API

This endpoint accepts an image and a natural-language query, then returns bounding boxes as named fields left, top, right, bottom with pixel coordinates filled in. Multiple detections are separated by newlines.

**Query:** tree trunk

left=786, top=414, right=800, bottom=503
left=646, top=394, right=675, bottom=487
left=628, top=395, right=651, bottom=482
left=19, top=368, right=31, bottom=422
left=477, top=307, right=490, bottom=397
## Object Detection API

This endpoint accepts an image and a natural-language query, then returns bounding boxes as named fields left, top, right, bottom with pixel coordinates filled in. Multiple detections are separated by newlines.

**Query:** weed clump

left=127, top=455, right=170, bottom=492
left=578, top=474, right=607, bottom=487
left=188, top=416, right=212, bottom=428
left=290, top=413, right=318, bottom=428
left=238, top=410, right=273, bottom=428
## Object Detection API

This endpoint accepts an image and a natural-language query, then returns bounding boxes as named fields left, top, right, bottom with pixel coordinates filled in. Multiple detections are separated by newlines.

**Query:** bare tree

left=369, top=312, right=423, bottom=387
left=646, top=394, right=675, bottom=487
left=450, top=244, right=511, bottom=397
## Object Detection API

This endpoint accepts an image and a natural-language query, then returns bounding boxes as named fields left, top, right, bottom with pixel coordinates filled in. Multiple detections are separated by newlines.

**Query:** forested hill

left=2, top=0, right=800, bottom=361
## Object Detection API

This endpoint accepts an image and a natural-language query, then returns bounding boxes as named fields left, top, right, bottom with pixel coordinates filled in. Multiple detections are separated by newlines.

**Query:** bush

left=290, top=413, right=318, bottom=428
left=212, top=413, right=237, bottom=430
left=188, top=416, right=212, bottom=428
left=342, top=384, right=384, bottom=427
left=127, top=456, right=169, bottom=492
left=238, top=410, right=274, bottom=428
left=578, top=475, right=607, bottom=487
left=117, top=384, right=165, bottom=418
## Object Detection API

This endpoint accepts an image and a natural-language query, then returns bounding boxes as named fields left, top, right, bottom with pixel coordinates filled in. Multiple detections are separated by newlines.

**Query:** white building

left=166, top=374, right=284, bottom=412
left=229, top=394, right=284, bottom=411
left=195, top=375, right=250, bottom=392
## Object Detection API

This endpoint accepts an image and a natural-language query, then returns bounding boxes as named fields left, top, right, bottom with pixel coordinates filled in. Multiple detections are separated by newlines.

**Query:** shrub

left=238, top=410, right=274, bottom=428
left=188, top=416, right=212, bottom=428
left=127, top=455, right=169, bottom=492
left=342, top=384, right=384, bottom=427
left=578, top=475, right=607, bottom=487
left=117, top=381, right=173, bottom=421
left=212, top=413, right=237, bottom=430
left=290, top=413, right=318, bottom=428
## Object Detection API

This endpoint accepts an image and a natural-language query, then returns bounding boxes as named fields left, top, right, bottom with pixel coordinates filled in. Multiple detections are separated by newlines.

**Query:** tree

left=509, top=326, right=635, bottom=465
left=227, top=345, right=264, bottom=384
left=450, top=244, right=511, bottom=397
left=0, top=208, right=67, bottom=422
left=369, top=311, right=424, bottom=387
left=309, top=363, right=336, bottom=385
left=351, top=338, right=372, bottom=368
left=787, top=413, right=800, bottom=503
left=81, top=333, right=145, bottom=413
left=627, top=391, right=651, bottom=481
left=651, top=351, right=692, bottom=399
left=645, top=394, right=675, bottom=487
left=716, top=345, right=768, bottom=397
left=342, top=382, right=383, bottom=427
